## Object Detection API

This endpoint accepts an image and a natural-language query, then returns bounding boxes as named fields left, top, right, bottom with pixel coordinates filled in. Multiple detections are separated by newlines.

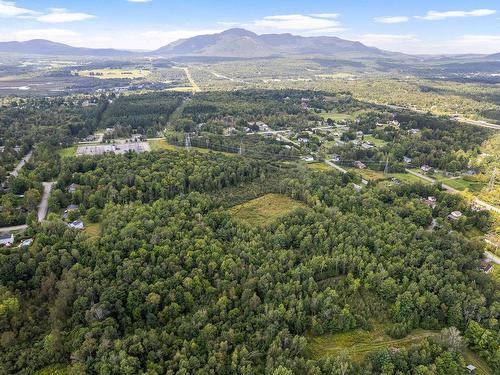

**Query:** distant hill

left=0, top=39, right=135, bottom=57
left=153, top=28, right=395, bottom=58
left=486, top=52, right=500, bottom=60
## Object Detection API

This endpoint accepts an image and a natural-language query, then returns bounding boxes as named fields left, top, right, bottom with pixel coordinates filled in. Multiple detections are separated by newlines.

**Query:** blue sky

left=0, top=0, right=499, bottom=54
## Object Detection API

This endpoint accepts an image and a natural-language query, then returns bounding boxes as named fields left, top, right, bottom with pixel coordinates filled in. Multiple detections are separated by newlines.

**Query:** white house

left=355, top=161, right=366, bottom=169
left=421, top=164, right=432, bottom=173
left=448, top=211, right=463, bottom=220
left=403, top=156, right=412, bottom=164
left=301, top=156, right=314, bottom=162
left=0, top=233, right=14, bottom=246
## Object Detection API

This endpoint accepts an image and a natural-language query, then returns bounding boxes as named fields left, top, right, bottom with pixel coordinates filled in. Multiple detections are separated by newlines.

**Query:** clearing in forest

left=308, top=324, right=436, bottom=361
left=230, top=193, right=307, bottom=226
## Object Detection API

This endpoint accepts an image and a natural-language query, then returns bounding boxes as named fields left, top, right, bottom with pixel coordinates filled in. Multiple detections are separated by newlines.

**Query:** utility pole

left=384, top=154, right=389, bottom=177
left=488, top=167, right=497, bottom=192
left=185, top=133, right=191, bottom=152
left=238, top=140, right=244, bottom=155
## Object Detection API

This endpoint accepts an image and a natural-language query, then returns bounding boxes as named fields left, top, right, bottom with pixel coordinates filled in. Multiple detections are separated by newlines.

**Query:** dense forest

left=0, top=149, right=498, bottom=374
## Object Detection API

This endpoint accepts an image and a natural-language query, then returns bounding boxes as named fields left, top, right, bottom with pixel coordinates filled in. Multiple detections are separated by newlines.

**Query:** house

left=403, top=156, right=412, bottom=164
left=356, top=131, right=363, bottom=137
left=465, top=364, right=476, bottom=373
left=448, top=211, right=463, bottom=220
left=301, top=156, right=314, bottom=162
left=65, top=204, right=79, bottom=213
left=423, top=196, right=437, bottom=209
left=421, top=164, right=432, bottom=173
left=298, top=137, right=309, bottom=144
left=68, top=220, right=85, bottom=230
left=67, top=183, right=80, bottom=194
left=251, top=121, right=269, bottom=132
left=331, top=154, right=340, bottom=162
left=408, top=129, right=420, bottom=135
left=355, top=161, right=366, bottom=169
left=0, top=233, right=14, bottom=246
left=361, top=142, right=374, bottom=149
left=480, top=261, right=494, bottom=274
left=19, top=238, right=33, bottom=247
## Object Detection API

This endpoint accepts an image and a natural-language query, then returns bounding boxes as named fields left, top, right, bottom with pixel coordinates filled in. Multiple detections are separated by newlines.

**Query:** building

left=355, top=161, right=366, bottom=169
left=65, top=204, right=79, bottom=213
left=423, top=196, right=437, bottom=209
left=403, top=156, right=412, bottom=164
left=331, top=154, right=340, bottom=162
left=480, top=261, right=494, bottom=274
left=68, top=220, right=85, bottom=230
left=0, top=233, right=14, bottom=246
left=421, top=164, right=432, bottom=173
left=465, top=364, right=476, bottom=373
left=352, top=183, right=362, bottom=192
left=19, top=238, right=33, bottom=247
left=301, top=156, right=314, bottom=162
left=67, top=183, right=80, bottom=194
left=448, top=211, right=463, bottom=220
left=298, top=137, right=309, bottom=143
left=361, top=142, right=374, bottom=149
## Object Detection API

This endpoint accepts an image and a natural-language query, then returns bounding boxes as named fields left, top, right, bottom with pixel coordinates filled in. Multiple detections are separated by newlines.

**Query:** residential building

left=68, top=220, right=85, bottom=230
left=421, top=165, right=432, bottom=173
left=355, top=161, right=366, bottom=169
left=0, top=233, right=14, bottom=246
left=448, top=211, right=463, bottom=220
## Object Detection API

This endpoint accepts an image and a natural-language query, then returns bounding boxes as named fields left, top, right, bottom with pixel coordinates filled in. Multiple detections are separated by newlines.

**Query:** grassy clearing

left=230, top=193, right=307, bottom=226
left=317, top=111, right=355, bottom=121
left=388, top=172, right=427, bottom=184
left=84, top=222, right=101, bottom=238
left=148, top=139, right=235, bottom=156
left=363, top=134, right=387, bottom=147
left=149, top=139, right=178, bottom=151
left=463, top=349, right=493, bottom=375
left=75, top=69, right=150, bottom=79
left=432, top=172, right=486, bottom=192
left=308, top=162, right=334, bottom=172
left=58, top=146, right=76, bottom=158
left=348, top=168, right=386, bottom=181
left=308, top=324, right=436, bottom=362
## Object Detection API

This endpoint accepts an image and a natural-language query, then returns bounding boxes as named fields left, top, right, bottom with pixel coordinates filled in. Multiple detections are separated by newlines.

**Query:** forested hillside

left=0, top=150, right=498, bottom=374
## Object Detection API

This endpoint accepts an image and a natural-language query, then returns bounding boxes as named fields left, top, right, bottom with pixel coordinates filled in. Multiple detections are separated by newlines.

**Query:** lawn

left=149, top=139, right=235, bottom=156
left=230, top=193, right=307, bottom=226
left=348, top=168, right=386, bottom=181
left=363, top=134, right=387, bottom=147
left=432, top=172, right=486, bottom=192
left=308, top=162, right=334, bottom=172
left=58, top=146, right=77, bottom=158
left=317, top=110, right=355, bottom=122
left=308, top=324, right=436, bottom=362
left=84, top=222, right=101, bottom=238
left=389, top=172, right=429, bottom=184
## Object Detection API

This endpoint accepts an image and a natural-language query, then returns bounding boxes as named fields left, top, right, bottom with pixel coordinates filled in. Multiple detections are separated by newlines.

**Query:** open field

left=348, top=168, right=386, bottom=181
left=84, top=222, right=101, bottom=238
left=363, top=134, right=387, bottom=147
left=75, top=69, right=150, bottom=79
left=432, top=172, right=486, bottom=192
left=308, top=162, right=334, bottom=172
left=230, top=193, right=307, bottom=226
left=58, top=146, right=77, bottom=158
left=389, top=172, right=428, bottom=184
left=149, top=139, right=178, bottom=151
left=308, top=324, right=436, bottom=362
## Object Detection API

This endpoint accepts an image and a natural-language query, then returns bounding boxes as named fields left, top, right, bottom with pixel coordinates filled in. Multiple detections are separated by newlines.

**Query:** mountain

left=486, top=52, right=500, bottom=60
left=153, top=28, right=393, bottom=58
left=0, top=39, right=135, bottom=57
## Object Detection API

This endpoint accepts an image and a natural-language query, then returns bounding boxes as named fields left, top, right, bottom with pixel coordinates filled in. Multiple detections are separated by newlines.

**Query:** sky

left=0, top=0, right=499, bottom=54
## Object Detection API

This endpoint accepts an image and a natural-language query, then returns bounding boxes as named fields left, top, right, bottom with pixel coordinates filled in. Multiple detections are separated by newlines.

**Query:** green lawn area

left=363, top=135, right=387, bottom=147
left=317, top=110, right=355, bottom=121
left=308, top=324, right=437, bottom=362
left=58, top=146, right=77, bottom=158
left=389, top=172, right=429, bottom=184
left=432, top=172, right=486, bottom=192
left=84, top=222, right=101, bottom=237
left=230, top=193, right=307, bottom=226
left=149, top=139, right=235, bottom=156
left=348, top=168, right=386, bottom=181
left=308, top=162, right=334, bottom=172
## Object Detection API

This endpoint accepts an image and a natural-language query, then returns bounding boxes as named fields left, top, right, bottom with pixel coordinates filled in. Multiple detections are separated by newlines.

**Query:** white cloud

left=36, top=8, right=96, bottom=23
left=0, top=0, right=37, bottom=17
left=374, top=16, right=409, bottom=24
left=416, top=9, right=496, bottom=21
left=309, top=13, right=339, bottom=19
left=8, top=28, right=81, bottom=40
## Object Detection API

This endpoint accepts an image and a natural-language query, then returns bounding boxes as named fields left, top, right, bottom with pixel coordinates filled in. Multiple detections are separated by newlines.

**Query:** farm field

left=230, top=193, right=307, bottom=226
left=74, top=68, right=151, bottom=79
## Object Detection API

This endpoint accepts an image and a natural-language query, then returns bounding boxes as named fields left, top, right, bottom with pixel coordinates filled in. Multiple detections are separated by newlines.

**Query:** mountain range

left=0, top=28, right=498, bottom=59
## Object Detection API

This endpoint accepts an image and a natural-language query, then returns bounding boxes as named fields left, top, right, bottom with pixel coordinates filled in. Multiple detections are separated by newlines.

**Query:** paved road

left=37, top=182, right=55, bottom=222
left=0, top=224, right=27, bottom=233
left=484, top=250, right=500, bottom=265
left=9, top=150, right=33, bottom=178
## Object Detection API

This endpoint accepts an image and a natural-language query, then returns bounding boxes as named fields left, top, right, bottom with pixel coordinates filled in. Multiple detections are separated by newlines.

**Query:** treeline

left=101, top=92, right=184, bottom=137
left=0, top=151, right=497, bottom=374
